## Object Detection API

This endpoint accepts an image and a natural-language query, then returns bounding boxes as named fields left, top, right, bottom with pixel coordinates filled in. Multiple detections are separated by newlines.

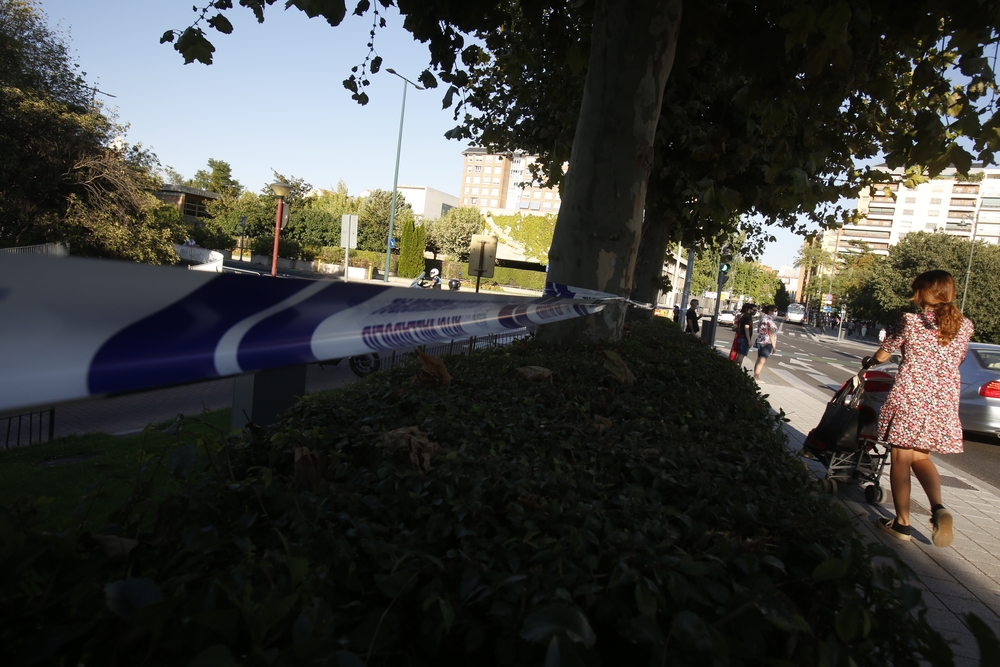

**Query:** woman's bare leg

left=753, top=355, right=766, bottom=380
left=910, top=450, right=943, bottom=509
left=889, top=447, right=914, bottom=526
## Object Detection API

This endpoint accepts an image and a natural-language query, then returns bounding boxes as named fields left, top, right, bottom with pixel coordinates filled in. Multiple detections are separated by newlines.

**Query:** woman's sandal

left=877, top=517, right=912, bottom=541
left=931, top=507, right=954, bottom=548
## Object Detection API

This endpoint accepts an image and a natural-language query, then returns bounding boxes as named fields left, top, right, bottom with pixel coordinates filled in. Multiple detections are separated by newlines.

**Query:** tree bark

left=629, top=164, right=678, bottom=321
left=538, top=0, right=682, bottom=343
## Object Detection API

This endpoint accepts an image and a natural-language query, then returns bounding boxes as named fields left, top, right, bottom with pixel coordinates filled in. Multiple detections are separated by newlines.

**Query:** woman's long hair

left=910, top=270, right=963, bottom=345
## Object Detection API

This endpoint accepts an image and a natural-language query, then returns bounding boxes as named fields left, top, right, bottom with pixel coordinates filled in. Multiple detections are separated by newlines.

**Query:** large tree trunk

left=538, top=0, right=682, bottom=343
left=628, top=166, right=677, bottom=321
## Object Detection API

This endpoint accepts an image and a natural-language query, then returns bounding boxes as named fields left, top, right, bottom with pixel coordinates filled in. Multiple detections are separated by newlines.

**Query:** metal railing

left=374, top=328, right=531, bottom=373
left=2, top=408, right=55, bottom=449
left=0, top=242, right=68, bottom=257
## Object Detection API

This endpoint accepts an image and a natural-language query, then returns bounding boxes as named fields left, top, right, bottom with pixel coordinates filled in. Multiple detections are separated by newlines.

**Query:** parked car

left=718, top=310, right=736, bottom=326
left=960, top=343, right=1000, bottom=439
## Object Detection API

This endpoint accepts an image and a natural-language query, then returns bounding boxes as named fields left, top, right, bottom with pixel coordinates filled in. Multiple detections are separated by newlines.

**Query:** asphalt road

left=714, top=318, right=1000, bottom=490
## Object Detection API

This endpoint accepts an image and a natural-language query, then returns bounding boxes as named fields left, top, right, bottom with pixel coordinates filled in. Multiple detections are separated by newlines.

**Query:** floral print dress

left=877, top=311, right=974, bottom=453
left=756, top=314, right=777, bottom=347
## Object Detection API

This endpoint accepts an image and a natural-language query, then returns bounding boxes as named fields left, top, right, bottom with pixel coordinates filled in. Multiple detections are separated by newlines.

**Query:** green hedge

left=1, top=320, right=963, bottom=665
left=440, top=260, right=546, bottom=290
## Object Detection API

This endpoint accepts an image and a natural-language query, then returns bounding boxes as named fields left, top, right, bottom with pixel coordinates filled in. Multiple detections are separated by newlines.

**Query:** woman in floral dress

left=865, top=270, right=974, bottom=547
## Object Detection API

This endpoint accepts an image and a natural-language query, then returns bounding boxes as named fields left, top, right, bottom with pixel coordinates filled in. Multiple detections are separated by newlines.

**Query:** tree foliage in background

left=356, top=188, right=413, bottom=254
left=490, top=212, right=555, bottom=263
left=865, top=232, right=1000, bottom=344
left=0, top=0, right=180, bottom=261
left=691, top=248, right=779, bottom=306
left=396, top=218, right=426, bottom=278
left=183, top=157, right=243, bottom=197
left=773, top=282, right=791, bottom=312
left=426, top=207, right=484, bottom=261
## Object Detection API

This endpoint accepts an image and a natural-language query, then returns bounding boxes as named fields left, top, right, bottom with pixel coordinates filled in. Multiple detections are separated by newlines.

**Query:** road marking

left=827, top=363, right=851, bottom=372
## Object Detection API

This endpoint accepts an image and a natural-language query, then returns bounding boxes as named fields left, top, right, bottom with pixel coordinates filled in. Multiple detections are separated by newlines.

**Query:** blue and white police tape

left=544, top=282, right=654, bottom=309
left=0, top=255, right=605, bottom=413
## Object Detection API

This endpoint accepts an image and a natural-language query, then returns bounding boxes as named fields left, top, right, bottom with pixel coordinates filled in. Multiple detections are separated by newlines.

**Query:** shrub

left=0, top=321, right=959, bottom=666
left=251, top=236, right=301, bottom=259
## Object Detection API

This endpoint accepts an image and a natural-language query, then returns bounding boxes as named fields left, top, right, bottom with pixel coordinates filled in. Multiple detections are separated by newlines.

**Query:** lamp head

left=270, top=182, right=293, bottom=198
left=386, top=68, right=396, bottom=74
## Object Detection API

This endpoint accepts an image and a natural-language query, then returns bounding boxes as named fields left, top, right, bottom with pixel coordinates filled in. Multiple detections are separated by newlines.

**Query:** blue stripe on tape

left=88, top=275, right=317, bottom=395
left=237, top=282, right=391, bottom=371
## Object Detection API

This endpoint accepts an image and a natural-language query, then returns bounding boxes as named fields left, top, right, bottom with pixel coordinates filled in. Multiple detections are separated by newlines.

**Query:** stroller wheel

left=865, top=485, right=886, bottom=505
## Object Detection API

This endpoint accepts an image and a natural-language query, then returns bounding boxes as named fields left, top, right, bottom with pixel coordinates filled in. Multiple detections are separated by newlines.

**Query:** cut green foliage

left=0, top=322, right=959, bottom=665
left=0, top=408, right=230, bottom=531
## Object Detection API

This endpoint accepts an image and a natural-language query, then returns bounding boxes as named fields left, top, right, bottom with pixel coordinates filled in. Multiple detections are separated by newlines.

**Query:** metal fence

left=0, top=242, right=68, bottom=257
left=375, top=328, right=531, bottom=373
left=2, top=408, right=55, bottom=449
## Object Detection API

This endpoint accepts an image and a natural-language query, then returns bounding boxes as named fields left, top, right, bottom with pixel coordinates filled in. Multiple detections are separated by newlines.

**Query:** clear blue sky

left=41, top=0, right=814, bottom=269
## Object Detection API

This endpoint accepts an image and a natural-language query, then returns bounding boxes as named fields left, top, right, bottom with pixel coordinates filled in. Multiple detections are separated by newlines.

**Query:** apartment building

left=801, top=163, right=1000, bottom=290
left=838, top=163, right=1000, bottom=257
left=459, top=147, right=563, bottom=215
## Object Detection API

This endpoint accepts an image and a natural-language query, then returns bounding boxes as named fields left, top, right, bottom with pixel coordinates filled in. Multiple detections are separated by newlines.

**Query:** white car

left=718, top=310, right=736, bottom=326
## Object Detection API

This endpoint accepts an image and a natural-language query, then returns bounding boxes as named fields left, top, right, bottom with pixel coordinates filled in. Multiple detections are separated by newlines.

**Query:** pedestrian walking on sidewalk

left=734, top=303, right=757, bottom=367
left=753, top=305, right=778, bottom=381
left=861, top=322, right=868, bottom=338
left=864, top=270, right=974, bottom=547
left=685, top=299, right=700, bottom=336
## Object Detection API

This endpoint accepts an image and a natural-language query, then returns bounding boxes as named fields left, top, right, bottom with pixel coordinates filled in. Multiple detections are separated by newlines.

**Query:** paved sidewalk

left=756, top=367, right=1000, bottom=665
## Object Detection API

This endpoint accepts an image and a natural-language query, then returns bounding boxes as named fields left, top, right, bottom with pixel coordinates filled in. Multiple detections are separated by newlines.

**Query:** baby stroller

left=803, top=365, right=897, bottom=504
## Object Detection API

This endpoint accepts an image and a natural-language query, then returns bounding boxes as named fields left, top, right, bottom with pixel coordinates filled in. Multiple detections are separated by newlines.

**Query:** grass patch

left=0, top=407, right=231, bottom=531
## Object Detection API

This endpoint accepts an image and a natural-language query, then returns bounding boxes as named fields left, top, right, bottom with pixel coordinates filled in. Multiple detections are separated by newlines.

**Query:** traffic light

left=718, top=262, right=731, bottom=287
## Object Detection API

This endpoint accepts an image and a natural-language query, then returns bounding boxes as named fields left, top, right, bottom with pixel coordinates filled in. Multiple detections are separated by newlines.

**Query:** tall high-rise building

left=459, top=147, right=563, bottom=215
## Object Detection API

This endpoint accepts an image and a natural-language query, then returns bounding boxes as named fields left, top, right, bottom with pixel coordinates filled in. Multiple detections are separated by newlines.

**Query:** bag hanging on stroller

left=803, top=368, right=895, bottom=503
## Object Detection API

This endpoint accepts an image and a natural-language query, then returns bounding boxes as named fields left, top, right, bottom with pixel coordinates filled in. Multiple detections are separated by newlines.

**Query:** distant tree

left=161, top=165, right=186, bottom=184
left=773, top=282, right=791, bottom=312
left=426, top=207, right=484, bottom=261
left=356, top=189, right=413, bottom=254
left=187, top=158, right=242, bottom=197
left=397, top=219, right=426, bottom=278
left=285, top=208, right=340, bottom=249
left=206, top=190, right=272, bottom=242
left=869, top=231, right=1000, bottom=344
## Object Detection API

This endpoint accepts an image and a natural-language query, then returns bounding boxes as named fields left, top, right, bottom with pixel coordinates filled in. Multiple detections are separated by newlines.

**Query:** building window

left=472, top=187, right=479, bottom=194
left=513, top=159, right=522, bottom=166
left=544, top=192, right=554, bottom=199
left=932, top=185, right=944, bottom=192
left=868, top=206, right=894, bottom=216
left=464, top=187, right=470, bottom=194
left=988, top=174, right=1000, bottom=179
left=930, top=197, right=942, bottom=204
left=465, top=177, right=471, bottom=183
left=466, top=166, right=472, bottom=173
left=473, top=177, right=480, bottom=184
left=542, top=202, right=552, bottom=210
left=475, top=156, right=483, bottom=162
left=483, top=167, right=491, bottom=174
left=954, top=184, right=979, bottom=194
left=474, top=166, right=482, bottom=172
left=462, top=198, right=469, bottom=204
left=497, top=156, right=503, bottom=162
left=534, top=191, right=542, bottom=198
left=490, top=199, right=498, bottom=206
left=948, top=210, right=971, bottom=218
left=950, top=198, right=976, bottom=207
left=902, top=209, right=914, bottom=215
left=471, top=197, right=478, bottom=204
left=553, top=202, right=560, bottom=211
left=904, top=196, right=916, bottom=203
left=530, top=202, right=541, bottom=210
left=926, top=223, right=937, bottom=230
left=492, top=178, right=500, bottom=185
left=490, top=188, right=498, bottom=196
left=519, top=201, right=530, bottom=209
left=927, top=210, right=939, bottom=217
left=899, top=220, right=912, bottom=230
left=486, top=156, right=493, bottom=162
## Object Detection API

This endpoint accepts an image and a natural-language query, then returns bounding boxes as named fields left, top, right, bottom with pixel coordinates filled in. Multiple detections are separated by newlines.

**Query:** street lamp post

left=269, top=182, right=292, bottom=278
left=960, top=211, right=979, bottom=312
left=384, top=68, right=424, bottom=282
